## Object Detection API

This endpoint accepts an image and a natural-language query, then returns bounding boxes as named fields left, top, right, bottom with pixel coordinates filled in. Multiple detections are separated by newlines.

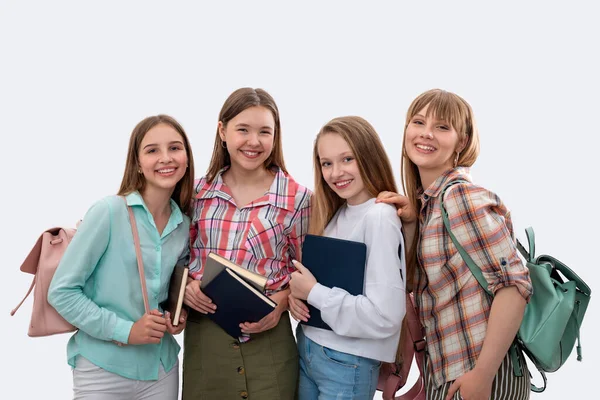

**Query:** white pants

left=72, top=356, right=179, bottom=400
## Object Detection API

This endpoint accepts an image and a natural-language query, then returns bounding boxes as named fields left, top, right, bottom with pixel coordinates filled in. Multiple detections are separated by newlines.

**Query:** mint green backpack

left=441, top=181, right=591, bottom=392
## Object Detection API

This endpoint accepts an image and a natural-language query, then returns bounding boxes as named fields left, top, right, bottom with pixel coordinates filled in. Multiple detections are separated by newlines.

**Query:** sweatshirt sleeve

left=307, top=204, right=406, bottom=339
left=48, top=198, right=134, bottom=344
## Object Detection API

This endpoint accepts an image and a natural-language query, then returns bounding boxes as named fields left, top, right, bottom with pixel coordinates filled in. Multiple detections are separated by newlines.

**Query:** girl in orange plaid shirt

left=378, top=89, right=533, bottom=400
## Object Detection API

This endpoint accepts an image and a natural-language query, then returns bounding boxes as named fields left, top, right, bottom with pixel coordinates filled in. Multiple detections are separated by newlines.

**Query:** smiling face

left=219, top=106, right=275, bottom=174
left=404, top=103, right=464, bottom=180
left=317, top=132, right=371, bottom=205
left=138, top=123, right=188, bottom=195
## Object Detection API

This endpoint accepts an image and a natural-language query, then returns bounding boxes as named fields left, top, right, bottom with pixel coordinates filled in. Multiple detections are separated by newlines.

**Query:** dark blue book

left=202, top=267, right=277, bottom=339
left=300, top=234, right=367, bottom=330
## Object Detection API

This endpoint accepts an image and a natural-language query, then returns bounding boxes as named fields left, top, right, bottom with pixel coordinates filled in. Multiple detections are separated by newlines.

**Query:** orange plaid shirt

left=415, top=167, right=532, bottom=388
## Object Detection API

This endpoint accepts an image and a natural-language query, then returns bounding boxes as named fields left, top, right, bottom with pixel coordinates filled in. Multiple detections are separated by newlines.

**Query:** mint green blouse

left=48, top=192, right=190, bottom=380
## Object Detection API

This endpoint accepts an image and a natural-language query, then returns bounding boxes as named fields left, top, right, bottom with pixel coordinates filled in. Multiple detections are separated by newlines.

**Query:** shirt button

left=232, top=342, right=240, bottom=349
left=424, top=195, right=429, bottom=200
left=155, top=245, right=160, bottom=252
left=237, top=366, right=245, bottom=375
left=240, top=391, right=248, bottom=399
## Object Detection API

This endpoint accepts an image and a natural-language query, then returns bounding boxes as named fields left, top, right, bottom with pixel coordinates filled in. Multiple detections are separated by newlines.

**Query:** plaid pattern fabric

left=415, top=167, right=532, bottom=389
left=189, top=167, right=311, bottom=295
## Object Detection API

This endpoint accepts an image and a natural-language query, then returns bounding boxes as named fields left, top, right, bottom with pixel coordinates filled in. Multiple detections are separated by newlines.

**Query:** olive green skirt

left=182, top=310, right=298, bottom=400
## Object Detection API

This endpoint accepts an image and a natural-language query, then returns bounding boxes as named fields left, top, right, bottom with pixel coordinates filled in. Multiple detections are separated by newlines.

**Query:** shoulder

left=364, top=202, right=402, bottom=231
left=444, top=181, right=503, bottom=209
left=280, top=171, right=312, bottom=210
left=84, top=196, right=119, bottom=217
left=443, top=181, right=509, bottom=223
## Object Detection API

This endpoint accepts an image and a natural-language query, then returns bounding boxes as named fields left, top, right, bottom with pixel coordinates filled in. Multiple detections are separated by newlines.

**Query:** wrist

left=472, top=363, right=496, bottom=382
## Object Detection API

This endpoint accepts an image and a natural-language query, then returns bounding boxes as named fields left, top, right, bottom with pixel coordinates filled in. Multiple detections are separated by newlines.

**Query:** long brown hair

left=117, top=115, right=195, bottom=214
left=309, top=116, right=398, bottom=235
left=206, top=88, right=287, bottom=183
left=401, top=89, right=480, bottom=289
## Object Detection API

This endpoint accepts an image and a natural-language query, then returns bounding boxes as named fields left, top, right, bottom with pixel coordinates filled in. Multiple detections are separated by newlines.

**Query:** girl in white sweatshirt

left=289, top=116, right=406, bottom=400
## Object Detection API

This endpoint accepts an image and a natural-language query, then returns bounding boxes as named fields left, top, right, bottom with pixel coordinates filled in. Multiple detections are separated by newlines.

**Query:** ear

left=457, top=135, right=468, bottom=153
left=218, top=121, right=226, bottom=141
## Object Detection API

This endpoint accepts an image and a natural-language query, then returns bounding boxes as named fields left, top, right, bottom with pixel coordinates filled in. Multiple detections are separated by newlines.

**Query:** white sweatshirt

left=303, top=198, right=406, bottom=363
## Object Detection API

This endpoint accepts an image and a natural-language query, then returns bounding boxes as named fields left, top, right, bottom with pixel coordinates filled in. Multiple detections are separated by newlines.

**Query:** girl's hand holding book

left=184, top=279, right=216, bottom=314
left=289, top=260, right=317, bottom=300
left=128, top=309, right=167, bottom=345
left=239, top=289, right=288, bottom=334
left=165, top=309, right=187, bottom=335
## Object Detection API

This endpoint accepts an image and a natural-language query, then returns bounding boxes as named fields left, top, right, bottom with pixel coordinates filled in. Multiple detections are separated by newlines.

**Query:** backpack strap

left=381, top=293, right=426, bottom=400
left=396, top=293, right=426, bottom=400
left=439, top=181, right=491, bottom=295
left=439, top=181, right=547, bottom=392
left=123, top=197, right=150, bottom=314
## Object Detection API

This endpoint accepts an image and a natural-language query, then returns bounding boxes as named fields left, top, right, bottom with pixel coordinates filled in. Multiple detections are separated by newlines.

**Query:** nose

left=158, top=150, right=173, bottom=163
left=331, top=163, right=343, bottom=178
left=420, top=129, right=433, bottom=139
left=247, top=132, right=260, bottom=146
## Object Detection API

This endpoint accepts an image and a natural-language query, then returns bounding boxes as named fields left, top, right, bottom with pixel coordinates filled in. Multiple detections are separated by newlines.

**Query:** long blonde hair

left=310, top=116, right=398, bottom=235
left=401, top=89, right=480, bottom=287
left=117, top=115, right=195, bottom=214
left=206, top=88, right=287, bottom=183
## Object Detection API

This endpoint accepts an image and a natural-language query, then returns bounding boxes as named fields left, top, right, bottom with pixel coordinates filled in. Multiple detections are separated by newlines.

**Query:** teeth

left=416, top=144, right=435, bottom=151
left=335, top=180, right=352, bottom=187
left=243, top=151, right=259, bottom=156
left=157, top=168, right=175, bottom=173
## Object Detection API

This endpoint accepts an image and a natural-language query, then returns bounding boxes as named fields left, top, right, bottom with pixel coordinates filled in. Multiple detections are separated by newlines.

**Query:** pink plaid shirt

left=415, top=167, right=532, bottom=388
left=189, top=167, right=311, bottom=295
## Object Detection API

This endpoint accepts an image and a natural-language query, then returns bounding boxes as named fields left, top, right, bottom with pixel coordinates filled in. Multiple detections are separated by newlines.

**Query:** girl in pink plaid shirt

left=378, top=89, right=533, bottom=400
left=182, top=88, right=311, bottom=400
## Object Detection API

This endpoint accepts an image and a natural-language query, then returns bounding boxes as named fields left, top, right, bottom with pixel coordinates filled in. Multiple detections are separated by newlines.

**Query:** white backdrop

left=1, top=1, right=597, bottom=399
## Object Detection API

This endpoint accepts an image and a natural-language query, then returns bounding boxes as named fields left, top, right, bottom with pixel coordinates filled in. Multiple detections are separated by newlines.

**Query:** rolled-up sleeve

left=445, top=184, right=533, bottom=301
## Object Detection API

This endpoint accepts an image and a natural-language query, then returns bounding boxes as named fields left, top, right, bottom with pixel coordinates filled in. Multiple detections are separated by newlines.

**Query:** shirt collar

left=421, top=166, right=472, bottom=201
left=124, top=191, right=184, bottom=227
left=196, top=166, right=297, bottom=212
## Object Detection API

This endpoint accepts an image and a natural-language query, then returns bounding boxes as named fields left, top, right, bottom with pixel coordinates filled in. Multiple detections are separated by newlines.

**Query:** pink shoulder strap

left=382, top=293, right=426, bottom=400
left=123, top=197, right=150, bottom=314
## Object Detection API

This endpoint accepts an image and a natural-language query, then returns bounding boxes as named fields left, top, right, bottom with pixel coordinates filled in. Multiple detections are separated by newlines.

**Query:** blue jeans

left=297, top=327, right=381, bottom=400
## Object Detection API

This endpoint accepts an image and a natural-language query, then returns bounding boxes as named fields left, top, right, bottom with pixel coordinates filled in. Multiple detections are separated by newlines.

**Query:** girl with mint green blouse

left=48, top=115, right=196, bottom=400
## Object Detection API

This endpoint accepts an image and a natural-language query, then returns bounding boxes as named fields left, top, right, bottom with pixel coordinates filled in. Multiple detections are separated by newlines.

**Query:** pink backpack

left=377, top=293, right=426, bottom=400
left=11, top=227, right=78, bottom=337
left=11, top=198, right=150, bottom=337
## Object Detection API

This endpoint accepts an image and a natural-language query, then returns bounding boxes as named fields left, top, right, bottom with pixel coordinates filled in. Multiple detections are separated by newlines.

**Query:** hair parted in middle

left=309, top=116, right=398, bottom=236
left=117, top=114, right=195, bottom=214
left=205, top=87, right=287, bottom=183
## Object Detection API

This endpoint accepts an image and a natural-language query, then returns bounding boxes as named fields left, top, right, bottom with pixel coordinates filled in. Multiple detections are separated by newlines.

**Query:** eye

left=237, top=128, right=248, bottom=133
left=343, top=156, right=354, bottom=163
left=170, top=145, right=184, bottom=151
left=321, top=161, right=331, bottom=168
left=146, top=148, right=156, bottom=154
left=412, top=119, right=424, bottom=125
left=260, top=130, right=272, bottom=135
left=437, top=125, right=450, bottom=131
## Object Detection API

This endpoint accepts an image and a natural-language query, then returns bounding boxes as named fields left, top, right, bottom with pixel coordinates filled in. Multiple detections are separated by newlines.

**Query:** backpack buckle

left=414, top=339, right=426, bottom=352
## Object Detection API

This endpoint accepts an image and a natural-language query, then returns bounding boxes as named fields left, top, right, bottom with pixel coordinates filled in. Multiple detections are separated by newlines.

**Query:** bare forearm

left=475, top=286, right=526, bottom=378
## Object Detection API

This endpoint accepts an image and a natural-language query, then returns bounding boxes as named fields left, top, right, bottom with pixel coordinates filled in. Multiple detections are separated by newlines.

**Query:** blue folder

left=300, top=234, right=367, bottom=330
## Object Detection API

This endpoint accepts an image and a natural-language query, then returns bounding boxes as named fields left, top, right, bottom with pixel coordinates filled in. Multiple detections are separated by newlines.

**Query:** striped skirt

left=425, top=351, right=530, bottom=400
